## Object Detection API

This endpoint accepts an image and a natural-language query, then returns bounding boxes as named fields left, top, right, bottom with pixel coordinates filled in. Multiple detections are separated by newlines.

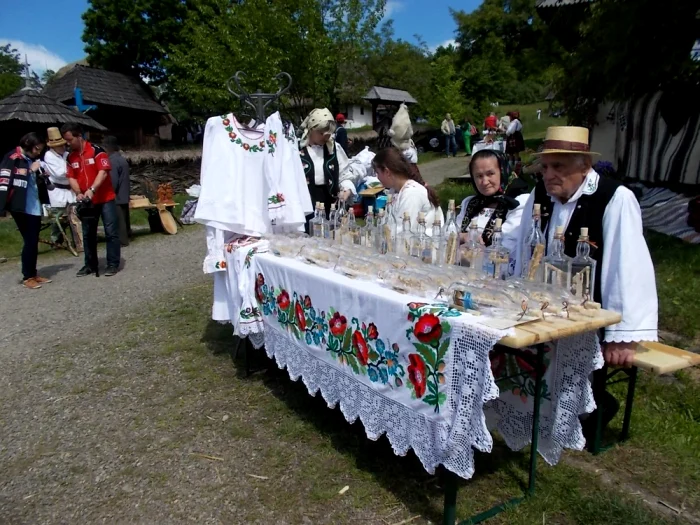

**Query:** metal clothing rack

left=226, top=71, right=292, bottom=124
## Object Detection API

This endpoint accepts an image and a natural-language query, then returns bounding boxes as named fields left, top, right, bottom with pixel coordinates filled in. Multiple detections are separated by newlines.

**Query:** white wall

left=344, top=104, right=373, bottom=129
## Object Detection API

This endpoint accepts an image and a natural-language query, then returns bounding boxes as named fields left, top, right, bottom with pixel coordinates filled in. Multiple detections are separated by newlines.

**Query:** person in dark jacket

left=103, top=136, right=131, bottom=246
left=0, top=132, right=52, bottom=289
left=334, top=113, right=349, bottom=154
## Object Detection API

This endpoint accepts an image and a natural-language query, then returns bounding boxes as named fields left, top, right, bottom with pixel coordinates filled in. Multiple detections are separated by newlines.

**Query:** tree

left=82, top=0, right=188, bottom=83
left=41, top=69, right=56, bottom=87
left=0, top=43, right=23, bottom=99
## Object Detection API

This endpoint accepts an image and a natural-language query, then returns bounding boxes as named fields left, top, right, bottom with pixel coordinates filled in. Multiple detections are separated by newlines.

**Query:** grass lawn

left=63, top=281, right=696, bottom=524
left=0, top=193, right=190, bottom=260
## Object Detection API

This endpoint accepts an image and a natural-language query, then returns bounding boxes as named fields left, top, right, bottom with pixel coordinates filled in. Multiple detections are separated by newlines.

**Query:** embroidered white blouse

left=391, top=179, right=445, bottom=236
left=514, top=170, right=658, bottom=343
left=41, top=149, right=75, bottom=207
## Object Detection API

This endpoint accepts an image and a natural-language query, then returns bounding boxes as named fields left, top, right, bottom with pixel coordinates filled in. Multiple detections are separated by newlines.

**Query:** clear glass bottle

left=521, top=203, right=546, bottom=282
left=571, top=227, right=597, bottom=299
left=459, top=219, right=484, bottom=270
left=312, top=202, right=323, bottom=238
left=543, top=225, right=572, bottom=291
left=362, top=205, right=376, bottom=248
left=484, top=218, right=510, bottom=279
left=346, top=207, right=361, bottom=246
left=335, top=203, right=347, bottom=244
left=398, top=211, right=412, bottom=257
left=384, top=195, right=398, bottom=254
left=443, top=199, right=459, bottom=265
left=410, top=212, right=432, bottom=263
left=320, top=203, right=330, bottom=240
left=431, top=216, right=445, bottom=265
left=328, top=202, right=338, bottom=242
left=376, top=209, right=389, bottom=254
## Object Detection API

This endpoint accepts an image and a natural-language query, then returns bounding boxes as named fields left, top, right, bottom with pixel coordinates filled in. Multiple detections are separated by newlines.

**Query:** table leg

left=443, top=470, right=458, bottom=525
left=620, top=366, right=638, bottom=442
left=527, top=343, right=546, bottom=495
left=591, top=364, right=608, bottom=455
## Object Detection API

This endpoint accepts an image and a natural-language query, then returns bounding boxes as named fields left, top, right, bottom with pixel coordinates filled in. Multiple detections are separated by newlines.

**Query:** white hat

left=388, top=103, right=414, bottom=150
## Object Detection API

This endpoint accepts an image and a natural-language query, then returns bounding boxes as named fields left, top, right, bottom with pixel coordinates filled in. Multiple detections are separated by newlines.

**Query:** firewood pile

left=124, top=150, right=202, bottom=195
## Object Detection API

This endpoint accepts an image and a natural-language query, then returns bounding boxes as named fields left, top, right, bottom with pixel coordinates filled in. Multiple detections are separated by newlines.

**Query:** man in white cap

left=514, top=126, right=658, bottom=437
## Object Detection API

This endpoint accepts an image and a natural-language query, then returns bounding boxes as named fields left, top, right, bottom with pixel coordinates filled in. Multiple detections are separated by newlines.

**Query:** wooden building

left=0, top=85, right=106, bottom=152
left=44, top=65, right=169, bottom=148
left=363, top=86, right=418, bottom=127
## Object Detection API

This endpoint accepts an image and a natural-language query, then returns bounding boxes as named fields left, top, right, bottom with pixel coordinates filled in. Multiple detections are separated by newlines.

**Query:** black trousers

left=305, top=183, right=333, bottom=234
left=11, top=211, right=42, bottom=281
left=116, top=203, right=131, bottom=246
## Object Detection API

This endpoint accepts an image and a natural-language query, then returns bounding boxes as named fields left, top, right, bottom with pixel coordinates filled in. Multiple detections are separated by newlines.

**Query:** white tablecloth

left=218, top=250, right=604, bottom=477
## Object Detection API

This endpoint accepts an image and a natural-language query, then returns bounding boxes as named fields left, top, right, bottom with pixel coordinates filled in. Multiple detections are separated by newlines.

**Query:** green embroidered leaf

left=346, top=353, right=361, bottom=375
left=413, top=343, right=437, bottom=370
left=427, top=379, right=438, bottom=396
left=423, top=394, right=438, bottom=406
left=440, top=321, right=451, bottom=335
left=342, top=329, right=352, bottom=353
left=437, top=338, right=450, bottom=362
left=368, top=350, right=380, bottom=362
left=437, top=392, right=447, bottom=405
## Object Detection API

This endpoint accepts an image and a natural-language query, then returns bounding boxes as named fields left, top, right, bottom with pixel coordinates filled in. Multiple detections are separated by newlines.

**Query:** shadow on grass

left=227, top=344, right=532, bottom=523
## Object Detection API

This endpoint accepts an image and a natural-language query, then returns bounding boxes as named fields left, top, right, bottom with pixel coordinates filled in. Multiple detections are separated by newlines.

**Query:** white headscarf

left=300, top=108, right=336, bottom=153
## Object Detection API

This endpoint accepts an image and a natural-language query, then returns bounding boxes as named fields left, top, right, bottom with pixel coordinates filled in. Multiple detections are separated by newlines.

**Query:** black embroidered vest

left=534, top=176, right=621, bottom=303
left=300, top=145, right=340, bottom=195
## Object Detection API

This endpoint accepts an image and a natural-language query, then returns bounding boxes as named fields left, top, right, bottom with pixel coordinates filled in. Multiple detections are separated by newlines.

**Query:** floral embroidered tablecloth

left=255, top=254, right=506, bottom=480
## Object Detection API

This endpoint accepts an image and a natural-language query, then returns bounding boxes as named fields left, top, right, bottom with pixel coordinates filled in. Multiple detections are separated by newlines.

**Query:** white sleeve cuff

left=340, top=180, right=356, bottom=195
left=603, top=329, right=658, bottom=344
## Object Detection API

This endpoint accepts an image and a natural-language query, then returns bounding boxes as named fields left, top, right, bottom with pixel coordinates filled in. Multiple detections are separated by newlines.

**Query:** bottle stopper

left=320, top=203, right=325, bottom=210
left=368, top=205, right=373, bottom=213
left=555, top=225, right=564, bottom=235
left=418, top=212, right=425, bottom=221
left=533, top=203, right=541, bottom=214
left=403, top=211, right=410, bottom=219
left=469, top=219, right=478, bottom=229
left=580, top=227, right=589, bottom=237
left=494, top=218, right=503, bottom=229
left=449, top=199, right=455, bottom=209
left=331, top=203, right=336, bottom=210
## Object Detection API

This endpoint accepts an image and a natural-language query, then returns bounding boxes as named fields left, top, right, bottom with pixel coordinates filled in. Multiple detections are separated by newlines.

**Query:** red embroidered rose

left=329, top=312, right=347, bottom=336
left=413, top=314, right=442, bottom=344
left=255, top=273, right=265, bottom=303
left=220, top=261, right=227, bottom=269
left=276, top=290, right=290, bottom=310
left=408, top=302, right=427, bottom=310
left=243, top=143, right=250, bottom=151
left=352, top=330, right=369, bottom=366
left=516, top=351, right=544, bottom=379
left=223, top=118, right=230, bottom=126
left=259, top=141, right=265, bottom=148
left=367, top=323, right=379, bottom=340
left=269, top=133, right=277, bottom=144
left=295, top=302, right=306, bottom=331
left=303, top=295, right=312, bottom=309
left=408, top=354, right=427, bottom=397
left=229, top=132, right=237, bottom=140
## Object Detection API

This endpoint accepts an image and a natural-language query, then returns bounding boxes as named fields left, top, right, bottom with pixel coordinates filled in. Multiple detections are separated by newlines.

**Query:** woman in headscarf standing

left=456, top=150, right=529, bottom=264
left=299, top=108, right=350, bottom=230
left=505, top=110, right=525, bottom=164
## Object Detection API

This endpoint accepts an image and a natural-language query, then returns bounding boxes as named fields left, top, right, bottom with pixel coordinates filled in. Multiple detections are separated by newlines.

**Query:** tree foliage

left=0, top=43, right=23, bottom=100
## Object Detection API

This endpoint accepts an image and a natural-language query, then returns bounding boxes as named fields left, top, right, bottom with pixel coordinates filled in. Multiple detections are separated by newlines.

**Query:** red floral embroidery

left=490, top=350, right=507, bottom=378
left=367, top=323, right=379, bottom=340
left=303, top=295, right=312, bottom=309
left=295, top=302, right=306, bottom=331
left=329, top=312, right=347, bottom=336
left=352, top=330, right=369, bottom=366
left=277, top=290, right=290, bottom=310
left=255, top=273, right=264, bottom=303
left=413, top=313, right=442, bottom=344
left=408, top=354, right=427, bottom=397
left=259, top=141, right=265, bottom=148
left=229, top=132, right=237, bottom=140
left=243, top=143, right=250, bottom=151
left=222, top=118, right=230, bottom=126
left=516, top=350, right=546, bottom=379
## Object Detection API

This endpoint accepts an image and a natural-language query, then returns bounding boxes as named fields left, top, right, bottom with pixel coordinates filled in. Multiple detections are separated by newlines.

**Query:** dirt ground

left=419, top=155, right=469, bottom=187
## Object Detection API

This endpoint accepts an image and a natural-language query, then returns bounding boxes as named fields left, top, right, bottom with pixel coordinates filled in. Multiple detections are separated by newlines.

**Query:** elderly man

left=441, top=113, right=458, bottom=157
left=515, top=126, right=658, bottom=441
left=516, top=126, right=658, bottom=367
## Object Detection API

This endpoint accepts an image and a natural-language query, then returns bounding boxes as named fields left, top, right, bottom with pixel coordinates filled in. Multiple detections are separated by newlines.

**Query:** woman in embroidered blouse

left=456, top=150, right=528, bottom=255
left=372, top=147, right=444, bottom=235
left=299, top=108, right=350, bottom=230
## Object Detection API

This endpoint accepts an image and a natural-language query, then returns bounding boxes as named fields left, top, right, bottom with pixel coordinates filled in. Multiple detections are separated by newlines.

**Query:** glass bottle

left=346, top=207, right=361, bottom=246
left=398, top=211, right=412, bottom=257
left=571, top=227, right=597, bottom=299
left=443, top=199, right=459, bottom=265
left=320, top=203, right=330, bottom=240
left=460, top=219, right=484, bottom=270
left=410, top=212, right=432, bottom=263
left=376, top=209, right=390, bottom=254
left=543, top=225, right=572, bottom=291
left=328, top=202, right=338, bottom=242
left=521, top=203, right=546, bottom=282
left=362, top=205, right=376, bottom=248
left=312, top=202, right=323, bottom=238
left=335, top=203, right=347, bottom=244
left=384, top=195, right=398, bottom=254
left=484, top=218, right=510, bottom=279
left=431, top=216, right=445, bottom=265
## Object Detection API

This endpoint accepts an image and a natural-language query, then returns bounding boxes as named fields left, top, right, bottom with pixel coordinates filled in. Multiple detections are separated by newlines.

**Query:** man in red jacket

left=62, top=123, right=121, bottom=277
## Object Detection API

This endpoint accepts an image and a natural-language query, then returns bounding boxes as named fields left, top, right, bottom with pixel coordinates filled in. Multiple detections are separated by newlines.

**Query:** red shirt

left=67, top=141, right=116, bottom=204
left=484, top=115, right=497, bottom=129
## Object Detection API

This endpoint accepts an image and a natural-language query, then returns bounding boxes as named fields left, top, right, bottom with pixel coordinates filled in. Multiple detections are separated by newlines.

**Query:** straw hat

left=535, top=126, right=599, bottom=156
left=46, top=127, right=66, bottom=147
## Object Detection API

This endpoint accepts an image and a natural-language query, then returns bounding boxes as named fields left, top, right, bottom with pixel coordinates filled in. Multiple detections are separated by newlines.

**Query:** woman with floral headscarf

left=455, top=150, right=529, bottom=256
left=299, top=108, right=351, bottom=230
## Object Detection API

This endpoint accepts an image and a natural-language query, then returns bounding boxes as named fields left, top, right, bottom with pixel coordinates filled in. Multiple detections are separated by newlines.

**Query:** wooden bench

left=590, top=341, right=700, bottom=454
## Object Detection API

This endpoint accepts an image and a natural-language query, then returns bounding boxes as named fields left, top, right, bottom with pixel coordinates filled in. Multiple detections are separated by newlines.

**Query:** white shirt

left=515, top=170, right=658, bottom=343
left=41, top=149, right=75, bottom=207
left=506, top=119, right=522, bottom=136
left=307, top=143, right=350, bottom=186
left=456, top=194, right=529, bottom=256
left=392, top=180, right=445, bottom=236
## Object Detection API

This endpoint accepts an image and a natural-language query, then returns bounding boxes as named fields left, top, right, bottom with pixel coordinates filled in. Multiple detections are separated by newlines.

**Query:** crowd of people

left=0, top=124, right=130, bottom=288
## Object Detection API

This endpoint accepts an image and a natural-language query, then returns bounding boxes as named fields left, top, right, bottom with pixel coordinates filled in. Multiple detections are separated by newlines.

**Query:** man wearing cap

left=514, top=126, right=658, bottom=436
left=61, top=123, right=121, bottom=277
left=334, top=113, right=349, bottom=154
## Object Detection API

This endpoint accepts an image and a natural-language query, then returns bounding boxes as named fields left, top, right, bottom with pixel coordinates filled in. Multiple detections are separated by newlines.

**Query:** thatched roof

left=0, top=87, right=107, bottom=130
left=44, top=65, right=168, bottom=114
left=363, top=86, right=418, bottom=105
left=122, top=148, right=202, bottom=165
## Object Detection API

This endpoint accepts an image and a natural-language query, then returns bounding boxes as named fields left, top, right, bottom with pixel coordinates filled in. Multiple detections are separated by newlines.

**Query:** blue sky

left=0, top=0, right=478, bottom=75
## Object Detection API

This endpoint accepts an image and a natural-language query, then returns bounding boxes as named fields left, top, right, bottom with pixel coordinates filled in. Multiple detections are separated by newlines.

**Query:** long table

left=235, top=251, right=621, bottom=523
